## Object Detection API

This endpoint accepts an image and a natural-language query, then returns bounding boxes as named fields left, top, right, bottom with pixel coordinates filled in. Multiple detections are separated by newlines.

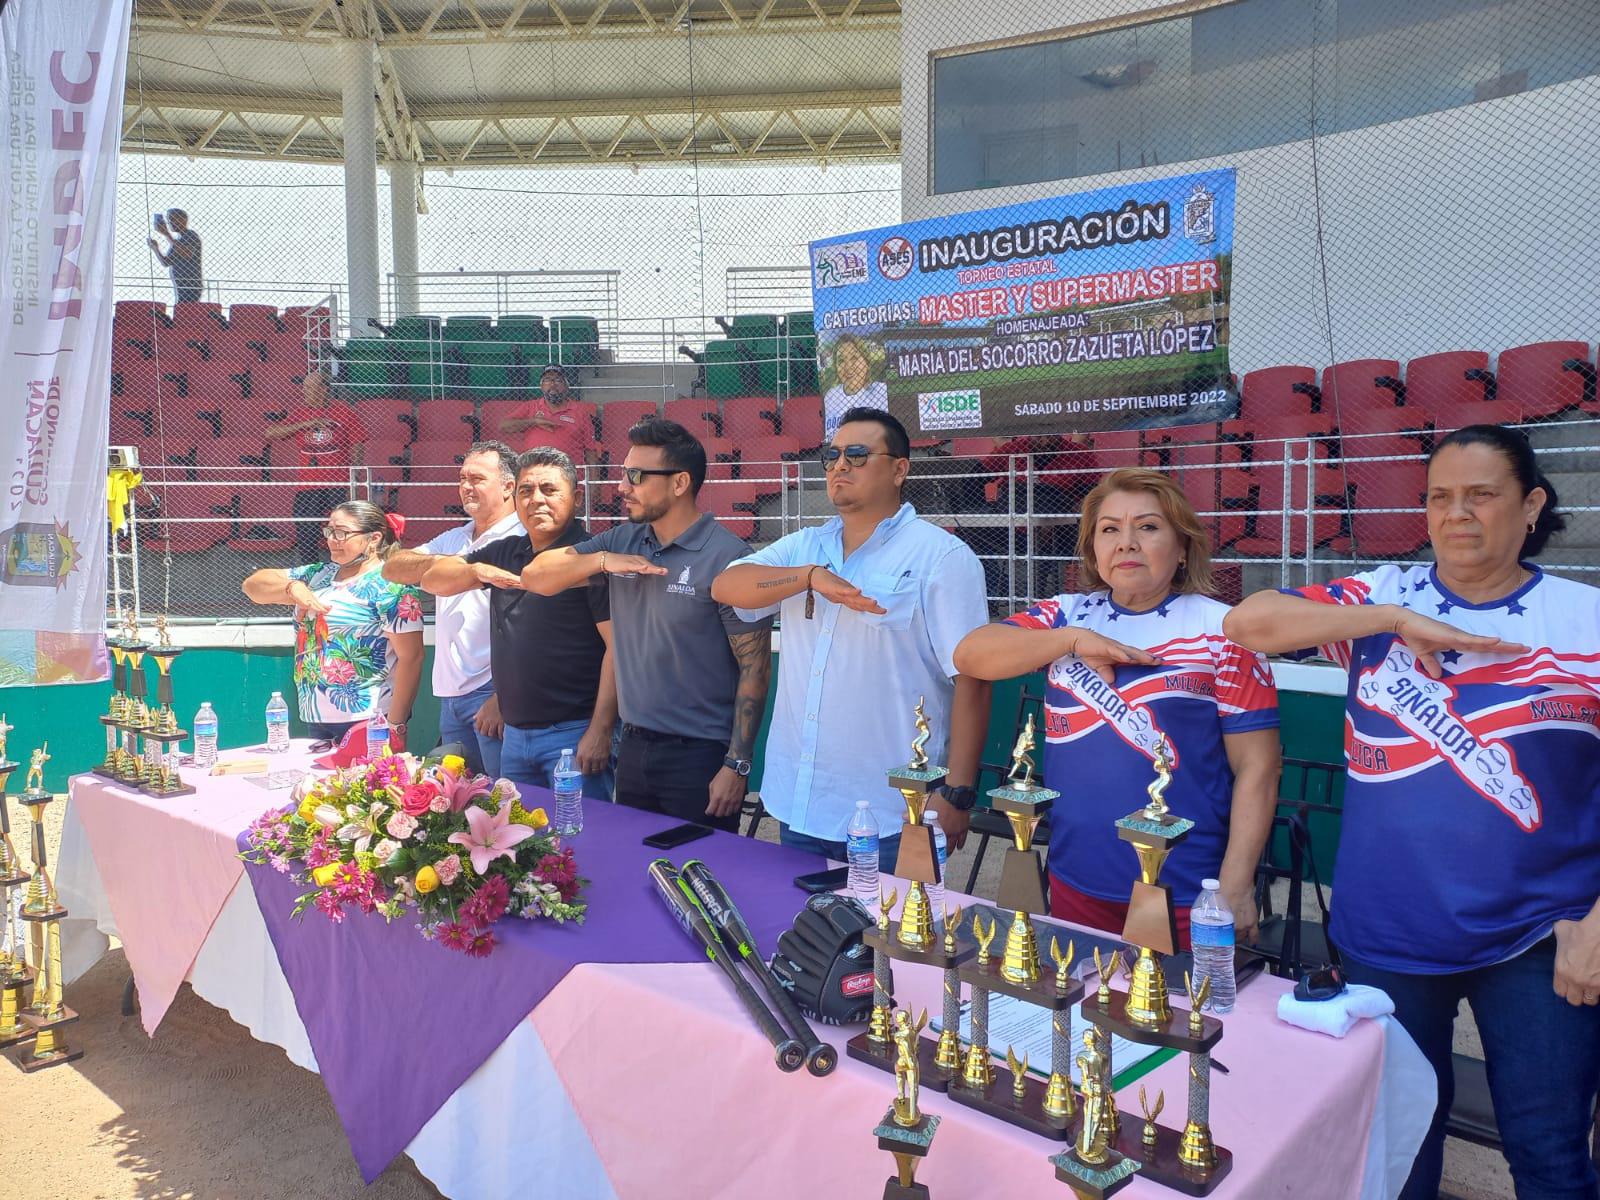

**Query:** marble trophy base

left=875, top=1107, right=940, bottom=1200
left=1050, top=1146, right=1141, bottom=1198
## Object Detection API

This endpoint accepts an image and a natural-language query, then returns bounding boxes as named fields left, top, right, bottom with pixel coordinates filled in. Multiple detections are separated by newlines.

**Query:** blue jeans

left=500, top=720, right=613, bottom=801
left=1344, top=936, right=1600, bottom=1200
left=778, top=823, right=903, bottom=874
left=437, top=683, right=500, bottom=778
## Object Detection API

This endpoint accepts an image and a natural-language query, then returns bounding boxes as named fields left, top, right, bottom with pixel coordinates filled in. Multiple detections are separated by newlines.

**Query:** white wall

left=901, top=0, right=1600, bottom=374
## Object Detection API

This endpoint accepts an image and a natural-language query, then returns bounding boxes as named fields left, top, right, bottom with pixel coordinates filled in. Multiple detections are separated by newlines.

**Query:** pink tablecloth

left=69, top=749, right=316, bottom=1034
left=532, top=946, right=1390, bottom=1199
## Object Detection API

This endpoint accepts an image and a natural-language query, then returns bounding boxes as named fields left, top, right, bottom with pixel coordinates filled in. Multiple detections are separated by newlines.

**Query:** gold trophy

left=1074, top=744, right=1234, bottom=1194
left=114, top=612, right=151, bottom=785
left=948, top=715, right=1082, bottom=1139
left=0, top=728, right=34, bottom=1048
left=96, top=620, right=130, bottom=777
left=140, top=616, right=195, bottom=798
left=847, top=704, right=975, bottom=1092
left=873, top=1007, right=942, bottom=1199
left=15, top=748, right=83, bottom=1069
left=1050, top=1029, right=1140, bottom=1197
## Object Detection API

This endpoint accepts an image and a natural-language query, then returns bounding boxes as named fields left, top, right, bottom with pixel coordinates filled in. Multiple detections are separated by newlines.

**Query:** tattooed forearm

left=755, top=574, right=802, bottom=590
left=726, top=628, right=772, bottom=761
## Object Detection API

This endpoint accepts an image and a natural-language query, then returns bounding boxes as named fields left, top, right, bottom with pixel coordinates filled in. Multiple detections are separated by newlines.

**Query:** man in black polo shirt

left=522, top=417, right=771, bottom=832
left=420, top=447, right=615, bottom=797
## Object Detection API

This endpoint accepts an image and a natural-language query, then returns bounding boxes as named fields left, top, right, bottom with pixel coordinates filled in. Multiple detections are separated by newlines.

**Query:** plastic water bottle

left=553, top=749, right=584, bottom=837
left=1191, top=878, right=1237, bottom=1013
left=923, top=809, right=949, bottom=928
left=193, top=702, right=219, bottom=768
left=846, top=800, right=881, bottom=908
left=265, top=692, right=290, bottom=753
left=366, top=711, right=390, bottom=759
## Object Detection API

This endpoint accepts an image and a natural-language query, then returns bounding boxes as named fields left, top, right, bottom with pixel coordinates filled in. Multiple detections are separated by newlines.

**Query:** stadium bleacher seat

left=1494, top=341, right=1595, bottom=422
left=1240, top=366, right=1319, bottom=422
left=700, top=479, right=761, bottom=540
left=550, top=316, right=600, bottom=366
left=1320, top=359, right=1403, bottom=429
left=226, top=487, right=297, bottom=553
left=665, top=396, right=721, bottom=437
left=722, top=395, right=780, bottom=437
left=414, top=399, right=476, bottom=448
left=1403, top=351, right=1494, bottom=425
left=226, top=303, right=282, bottom=338
left=142, top=485, right=235, bottom=553
left=778, top=399, right=824, bottom=449
left=395, top=483, right=464, bottom=545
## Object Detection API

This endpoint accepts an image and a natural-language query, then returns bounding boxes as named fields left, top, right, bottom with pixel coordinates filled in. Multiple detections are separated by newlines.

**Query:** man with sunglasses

left=712, top=407, right=991, bottom=864
left=522, top=416, right=772, bottom=832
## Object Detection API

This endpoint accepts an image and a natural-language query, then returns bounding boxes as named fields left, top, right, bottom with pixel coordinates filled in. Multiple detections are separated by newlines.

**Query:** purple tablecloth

left=240, top=790, right=824, bottom=1182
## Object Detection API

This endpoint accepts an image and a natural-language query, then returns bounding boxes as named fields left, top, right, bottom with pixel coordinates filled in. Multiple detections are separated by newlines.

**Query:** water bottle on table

left=192, top=702, right=219, bottom=768
left=1191, top=877, right=1236, bottom=1013
left=366, top=712, right=390, bottom=759
left=922, top=809, right=948, bottom=928
left=265, top=692, right=290, bottom=753
left=553, top=749, right=583, bottom=837
left=846, top=799, right=881, bottom=908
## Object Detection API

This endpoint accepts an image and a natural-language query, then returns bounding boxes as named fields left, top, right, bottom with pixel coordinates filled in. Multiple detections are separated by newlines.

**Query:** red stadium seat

left=226, top=487, right=297, bottom=553
left=352, top=397, right=417, bottom=443
left=701, top=437, right=737, bottom=465
left=479, top=399, right=523, bottom=444
left=598, top=400, right=658, bottom=449
left=1240, top=366, right=1319, bottom=422
left=197, top=438, right=267, bottom=476
left=700, top=479, right=761, bottom=540
left=226, top=304, right=282, bottom=340
left=664, top=397, right=721, bottom=438
left=1320, top=359, right=1401, bottom=425
left=778, top=398, right=824, bottom=449
left=1403, top=351, right=1493, bottom=424
left=1348, top=463, right=1428, bottom=556
left=736, top=436, right=803, bottom=495
left=1495, top=341, right=1595, bottom=422
left=142, top=485, right=236, bottom=553
left=395, top=483, right=464, bottom=545
left=364, top=439, right=412, bottom=471
left=414, top=398, right=476, bottom=446
left=721, top=395, right=781, bottom=438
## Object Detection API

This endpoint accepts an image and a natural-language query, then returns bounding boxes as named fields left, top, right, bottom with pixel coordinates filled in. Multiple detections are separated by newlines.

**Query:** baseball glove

left=768, top=893, right=877, bottom=1026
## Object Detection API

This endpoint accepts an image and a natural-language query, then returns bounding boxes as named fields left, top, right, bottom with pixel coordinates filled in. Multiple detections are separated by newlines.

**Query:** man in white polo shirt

left=383, top=441, right=521, bottom=775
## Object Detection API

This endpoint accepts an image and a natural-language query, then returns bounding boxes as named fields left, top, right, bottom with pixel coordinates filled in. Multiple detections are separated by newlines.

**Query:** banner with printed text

left=0, top=0, right=130, bottom=685
left=808, top=168, right=1237, bottom=440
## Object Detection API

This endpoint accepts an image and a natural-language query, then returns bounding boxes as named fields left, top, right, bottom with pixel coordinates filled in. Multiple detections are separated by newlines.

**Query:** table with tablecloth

left=54, top=745, right=1433, bottom=1199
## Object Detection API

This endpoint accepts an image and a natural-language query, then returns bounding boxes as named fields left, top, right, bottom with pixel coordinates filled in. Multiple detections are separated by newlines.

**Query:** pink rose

left=400, top=781, right=441, bottom=817
left=434, top=854, right=462, bottom=886
left=385, top=811, right=417, bottom=840
left=429, top=793, right=450, bottom=814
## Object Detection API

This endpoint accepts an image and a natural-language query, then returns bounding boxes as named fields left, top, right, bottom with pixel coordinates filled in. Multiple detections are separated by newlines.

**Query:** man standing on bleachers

left=499, top=365, right=595, bottom=465
left=267, top=370, right=368, bottom=563
left=383, top=441, right=522, bottom=776
left=147, top=209, right=203, bottom=304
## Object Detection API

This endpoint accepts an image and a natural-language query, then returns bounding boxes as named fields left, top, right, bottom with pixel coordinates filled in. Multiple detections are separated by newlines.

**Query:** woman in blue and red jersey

left=956, top=466, right=1282, bottom=948
left=1226, top=424, right=1600, bottom=1200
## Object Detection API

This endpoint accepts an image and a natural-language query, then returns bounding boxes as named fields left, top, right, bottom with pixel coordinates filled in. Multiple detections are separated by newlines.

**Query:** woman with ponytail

left=1225, top=424, right=1600, bottom=1199
left=244, top=499, right=424, bottom=748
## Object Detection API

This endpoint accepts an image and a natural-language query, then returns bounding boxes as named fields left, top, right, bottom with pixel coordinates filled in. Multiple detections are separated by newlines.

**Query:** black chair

left=740, top=790, right=769, bottom=839
left=1249, top=755, right=1342, bottom=979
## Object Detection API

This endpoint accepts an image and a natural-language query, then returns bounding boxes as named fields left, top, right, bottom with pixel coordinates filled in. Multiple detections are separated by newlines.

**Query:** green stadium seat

left=443, top=315, right=495, bottom=352
left=551, top=315, right=599, bottom=366
left=704, top=339, right=744, bottom=398
left=389, top=315, right=440, bottom=341
left=783, top=311, right=815, bottom=338
left=745, top=335, right=783, bottom=397
left=729, top=313, right=779, bottom=340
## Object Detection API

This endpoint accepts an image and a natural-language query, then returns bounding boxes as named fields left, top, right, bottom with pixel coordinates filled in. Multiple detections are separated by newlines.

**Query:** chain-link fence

left=111, top=0, right=1600, bottom=627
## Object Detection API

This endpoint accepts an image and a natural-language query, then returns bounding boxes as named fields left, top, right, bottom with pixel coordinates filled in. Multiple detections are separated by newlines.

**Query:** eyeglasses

left=819, top=444, right=896, bottom=471
left=322, top=526, right=373, bottom=544
left=622, top=466, right=683, bottom=486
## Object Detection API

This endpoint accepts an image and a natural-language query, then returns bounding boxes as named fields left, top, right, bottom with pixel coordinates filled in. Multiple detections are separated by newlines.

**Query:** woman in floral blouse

left=244, top=499, right=424, bottom=746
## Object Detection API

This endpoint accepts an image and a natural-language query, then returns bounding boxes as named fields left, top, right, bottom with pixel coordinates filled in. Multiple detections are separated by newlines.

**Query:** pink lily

left=444, top=771, right=492, bottom=814
left=448, top=804, right=535, bottom=875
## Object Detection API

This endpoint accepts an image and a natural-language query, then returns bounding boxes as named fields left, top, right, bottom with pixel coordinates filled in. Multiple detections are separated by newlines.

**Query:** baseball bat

left=647, top=858, right=804, bottom=1072
left=680, top=859, right=837, bottom=1077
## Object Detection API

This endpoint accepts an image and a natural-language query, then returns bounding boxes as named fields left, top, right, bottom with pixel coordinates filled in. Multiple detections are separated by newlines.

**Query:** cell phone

left=794, top=866, right=850, bottom=894
left=642, top=822, right=714, bottom=850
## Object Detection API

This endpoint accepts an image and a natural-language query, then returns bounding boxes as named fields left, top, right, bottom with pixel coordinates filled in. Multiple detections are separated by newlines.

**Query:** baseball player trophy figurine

left=140, top=615, right=195, bottom=798
left=14, top=746, right=84, bottom=1070
left=0, top=722, right=34, bottom=1049
left=1050, top=1030, right=1140, bottom=1198
left=947, top=716, right=1081, bottom=1139
left=874, top=1007, right=941, bottom=1199
left=847, top=704, right=975, bottom=1089
left=1075, top=747, right=1233, bottom=1194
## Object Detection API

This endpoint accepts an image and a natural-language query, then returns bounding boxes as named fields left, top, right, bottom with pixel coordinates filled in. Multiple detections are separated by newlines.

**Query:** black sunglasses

left=622, top=466, right=683, bottom=486
left=819, top=444, right=896, bottom=471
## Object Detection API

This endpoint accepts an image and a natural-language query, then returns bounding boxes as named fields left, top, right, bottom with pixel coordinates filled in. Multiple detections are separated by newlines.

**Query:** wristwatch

left=723, top=756, right=752, bottom=777
left=941, top=784, right=977, bottom=812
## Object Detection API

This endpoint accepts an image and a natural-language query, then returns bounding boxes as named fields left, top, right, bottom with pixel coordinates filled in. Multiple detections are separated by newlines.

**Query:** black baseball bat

left=680, top=859, right=837, bottom=1077
left=646, top=858, right=804, bottom=1072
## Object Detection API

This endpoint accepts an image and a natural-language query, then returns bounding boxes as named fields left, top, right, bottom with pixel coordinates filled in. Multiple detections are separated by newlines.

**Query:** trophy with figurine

left=0, top=718, right=34, bottom=1049
left=1067, top=736, right=1232, bottom=1194
left=847, top=699, right=974, bottom=1090
left=94, top=615, right=131, bottom=778
left=13, top=745, right=84, bottom=1069
left=873, top=1006, right=942, bottom=1198
left=139, top=616, right=195, bottom=797
left=948, top=713, right=1083, bottom=1137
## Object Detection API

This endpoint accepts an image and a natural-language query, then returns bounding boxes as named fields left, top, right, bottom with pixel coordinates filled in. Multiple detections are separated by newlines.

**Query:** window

left=930, top=0, right=1600, bottom=195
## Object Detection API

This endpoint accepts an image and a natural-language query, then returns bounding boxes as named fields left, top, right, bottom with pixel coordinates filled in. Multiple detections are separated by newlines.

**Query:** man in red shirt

left=499, top=365, right=595, bottom=464
left=266, top=370, right=369, bottom=562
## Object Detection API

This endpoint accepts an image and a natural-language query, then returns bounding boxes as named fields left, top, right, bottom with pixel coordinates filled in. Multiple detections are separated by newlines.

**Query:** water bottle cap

left=561, top=748, right=573, bottom=755
left=1201, top=878, right=1220, bottom=891
left=855, top=798, right=870, bottom=807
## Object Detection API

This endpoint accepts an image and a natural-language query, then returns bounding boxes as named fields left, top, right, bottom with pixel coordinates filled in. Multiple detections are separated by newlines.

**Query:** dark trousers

left=1343, top=936, right=1600, bottom=1200
left=614, top=724, right=737, bottom=833
left=293, top=486, right=346, bottom=564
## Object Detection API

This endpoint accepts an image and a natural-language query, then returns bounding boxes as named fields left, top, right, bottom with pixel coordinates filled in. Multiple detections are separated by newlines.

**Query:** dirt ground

left=0, top=793, right=1516, bottom=1200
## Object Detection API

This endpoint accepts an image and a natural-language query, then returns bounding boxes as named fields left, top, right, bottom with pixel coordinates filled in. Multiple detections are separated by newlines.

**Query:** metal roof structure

left=125, top=0, right=904, bottom=167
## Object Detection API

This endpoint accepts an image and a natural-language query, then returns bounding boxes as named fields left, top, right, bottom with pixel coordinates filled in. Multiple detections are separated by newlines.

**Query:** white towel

left=1276, top=983, right=1395, bottom=1038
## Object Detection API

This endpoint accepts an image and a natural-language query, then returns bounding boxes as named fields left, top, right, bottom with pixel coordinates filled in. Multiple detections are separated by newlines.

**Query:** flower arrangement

left=242, top=752, right=586, bottom=957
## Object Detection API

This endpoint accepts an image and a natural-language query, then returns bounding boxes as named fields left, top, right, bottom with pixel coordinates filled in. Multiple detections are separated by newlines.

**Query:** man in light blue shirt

left=713, top=407, right=992, bottom=865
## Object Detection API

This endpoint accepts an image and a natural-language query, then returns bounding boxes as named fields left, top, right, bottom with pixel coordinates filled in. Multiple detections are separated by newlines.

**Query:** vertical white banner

left=0, top=0, right=131, bottom=685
